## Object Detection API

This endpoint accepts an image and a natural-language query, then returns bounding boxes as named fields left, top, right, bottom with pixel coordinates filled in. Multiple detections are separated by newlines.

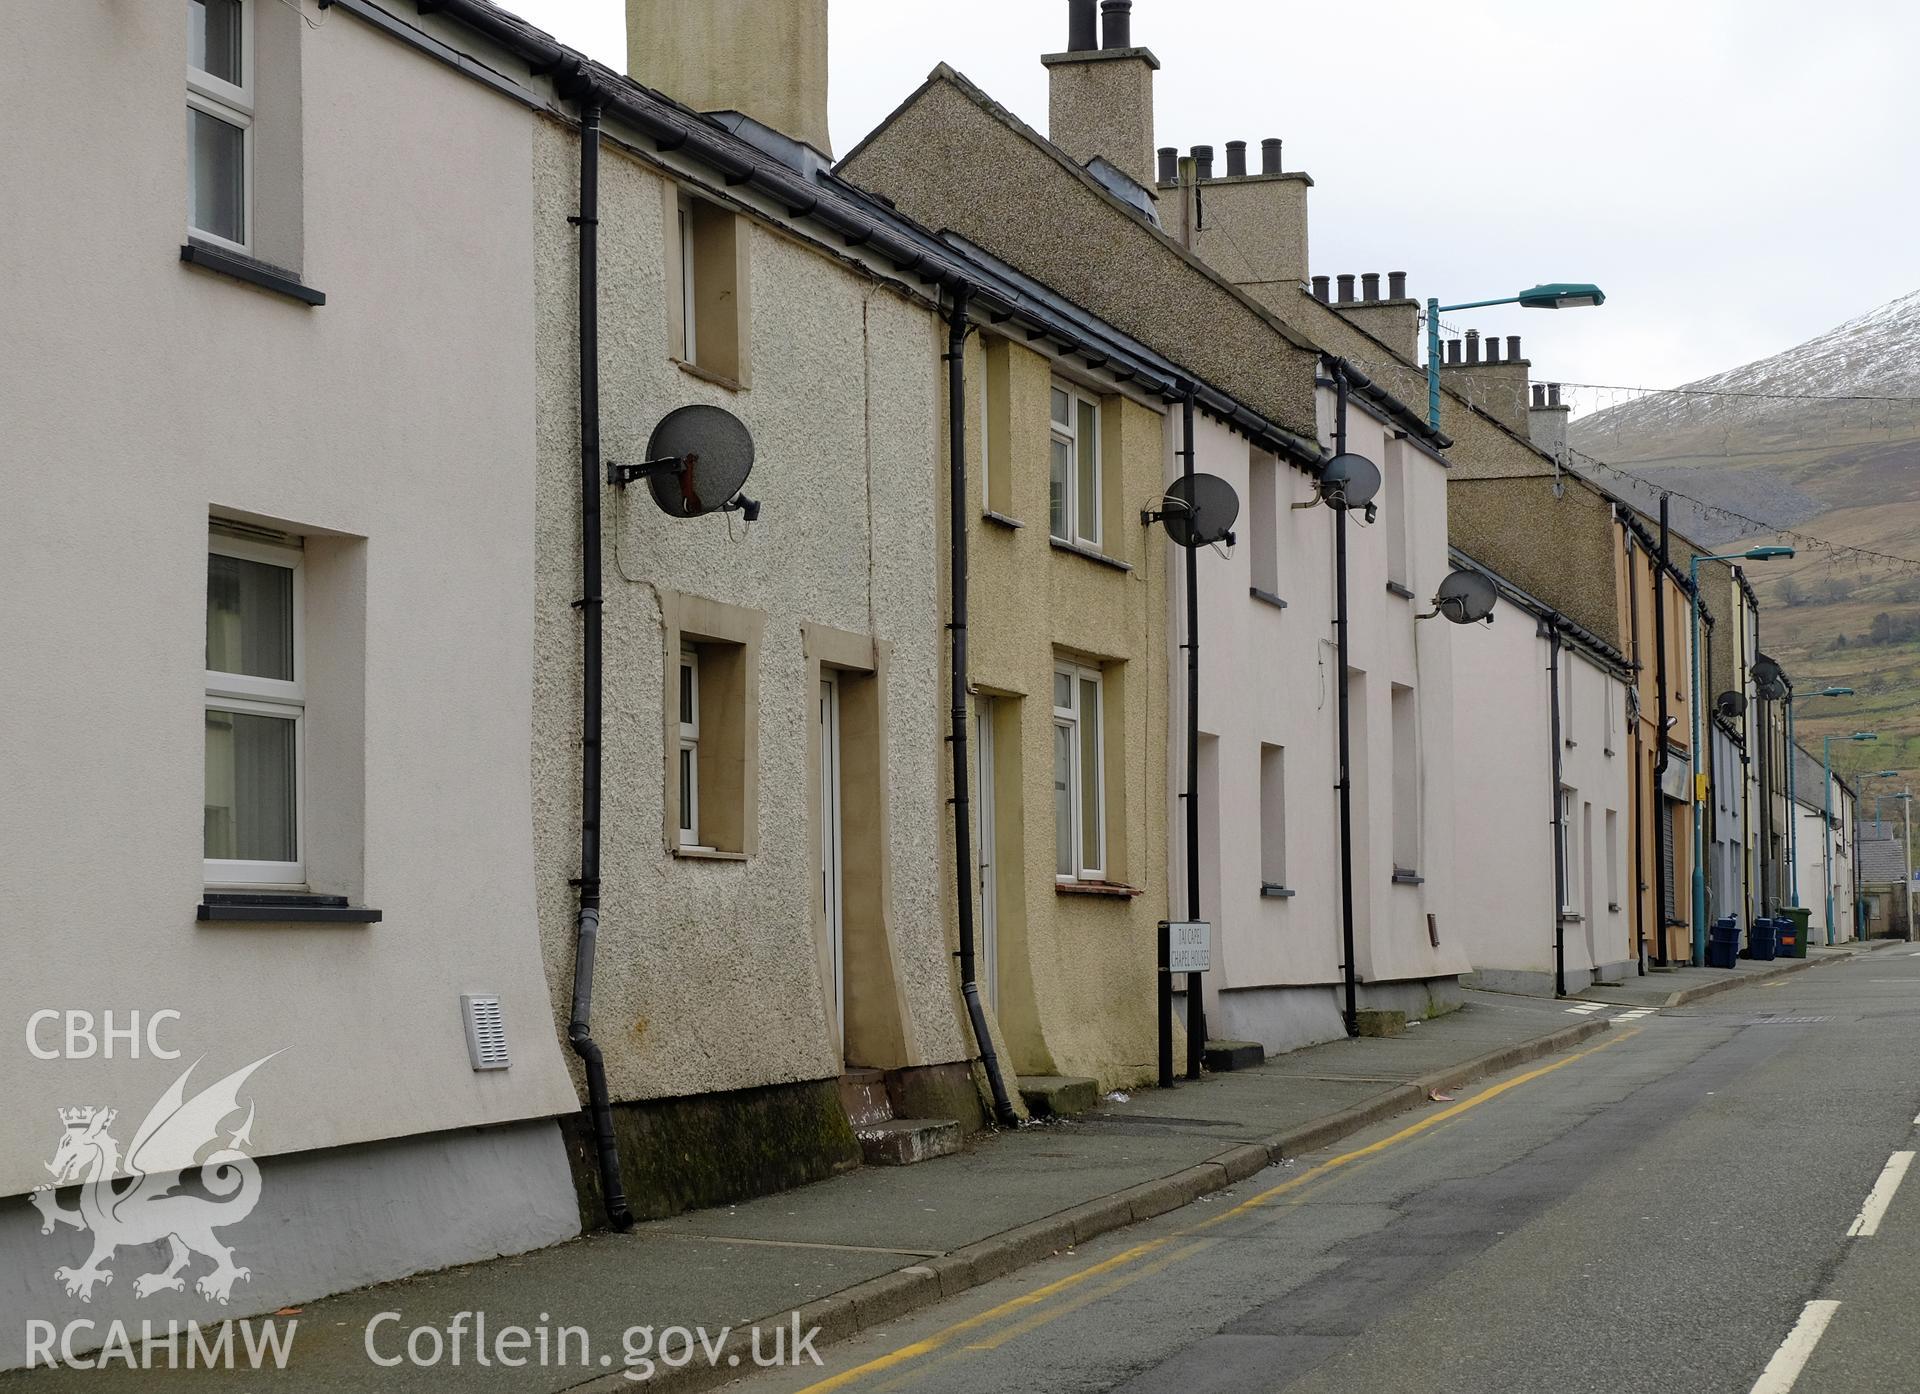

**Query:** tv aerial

left=1418, top=567, right=1498, bottom=625
left=608, top=404, right=760, bottom=521
left=1143, top=473, right=1240, bottom=548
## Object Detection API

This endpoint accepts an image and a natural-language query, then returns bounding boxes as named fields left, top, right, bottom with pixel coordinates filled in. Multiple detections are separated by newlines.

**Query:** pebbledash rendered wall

left=1179, top=395, right=1470, bottom=1055
left=0, top=3, right=581, bottom=1367
left=528, top=115, right=970, bottom=1217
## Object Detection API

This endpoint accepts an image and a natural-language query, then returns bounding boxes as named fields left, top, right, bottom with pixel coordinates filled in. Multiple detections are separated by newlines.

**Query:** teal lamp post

left=1787, top=685, right=1855, bottom=906
left=1426, top=284, right=1606, bottom=429
left=1689, top=546, right=1794, bottom=966
left=1823, top=731, right=1877, bottom=944
left=1863, top=770, right=1902, bottom=825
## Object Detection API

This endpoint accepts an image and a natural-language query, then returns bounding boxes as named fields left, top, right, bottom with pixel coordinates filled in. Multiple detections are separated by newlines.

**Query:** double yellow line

left=795, top=1027, right=1638, bottom=1393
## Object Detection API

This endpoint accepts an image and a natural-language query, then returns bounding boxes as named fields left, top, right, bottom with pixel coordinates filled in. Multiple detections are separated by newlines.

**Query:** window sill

left=1049, top=538, right=1132, bottom=572
left=180, top=242, right=325, bottom=306
left=673, top=358, right=747, bottom=393
left=1055, top=879, right=1142, bottom=898
left=1260, top=883, right=1296, bottom=898
left=1391, top=868, right=1425, bottom=886
left=983, top=510, right=1025, bottom=530
left=1250, top=587, right=1288, bottom=611
left=672, top=845, right=749, bottom=862
left=1559, top=912, right=1585, bottom=924
left=198, top=893, right=379, bottom=925
left=1385, top=580, right=1415, bottom=600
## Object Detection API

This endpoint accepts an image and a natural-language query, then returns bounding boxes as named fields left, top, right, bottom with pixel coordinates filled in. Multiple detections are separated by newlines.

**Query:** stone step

left=838, top=1069, right=893, bottom=1128
left=856, top=1118, right=962, bottom=1167
left=1018, top=1075, right=1100, bottom=1119
left=1203, top=1039, right=1265, bottom=1072
left=1354, top=1009, right=1407, bottom=1038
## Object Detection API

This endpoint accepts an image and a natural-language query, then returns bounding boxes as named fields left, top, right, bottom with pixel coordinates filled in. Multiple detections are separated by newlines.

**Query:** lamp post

left=1688, top=546, right=1793, bottom=965
left=1785, top=685, right=1855, bottom=907
left=1823, top=731, right=1877, bottom=944
left=1425, top=283, right=1606, bottom=429
left=1862, top=769, right=1902, bottom=826
left=1897, top=790, right=1915, bottom=942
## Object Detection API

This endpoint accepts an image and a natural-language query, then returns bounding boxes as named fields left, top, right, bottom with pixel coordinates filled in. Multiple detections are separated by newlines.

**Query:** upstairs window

left=188, top=0, right=253, bottom=251
left=1053, top=662, right=1106, bottom=881
left=205, top=533, right=302, bottom=884
left=671, top=191, right=750, bottom=386
left=1049, top=382, right=1102, bottom=548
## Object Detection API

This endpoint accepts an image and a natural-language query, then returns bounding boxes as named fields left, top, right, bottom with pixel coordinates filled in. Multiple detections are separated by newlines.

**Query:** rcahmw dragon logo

left=30, top=1055, right=275, bottom=1305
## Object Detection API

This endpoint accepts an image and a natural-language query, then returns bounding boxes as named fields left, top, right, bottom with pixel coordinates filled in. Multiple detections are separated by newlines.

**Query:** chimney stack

left=1044, top=0, right=1161, bottom=190
left=1156, top=146, right=1177, bottom=183
left=1530, top=380, right=1571, bottom=461
left=1225, top=140, right=1247, bottom=177
left=1261, top=138, right=1282, bottom=174
left=627, top=0, right=831, bottom=154
left=1191, top=144, right=1214, bottom=180
left=1361, top=272, right=1380, bottom=301
left=1388, top=271, right=1407, bottom=300
left=1507, top=334, right=1522, bottom=361
left=1067, top=0, right=1098, bottom=51
left=1312, top=275, right=1331, bottom=302
left=1337, top=273, right=1356, bottom=303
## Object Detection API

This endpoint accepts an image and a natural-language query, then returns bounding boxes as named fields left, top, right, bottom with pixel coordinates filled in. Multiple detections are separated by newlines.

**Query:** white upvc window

left=676, top=194, right=699, bottom=364
left=1053, top=663, right=1106, bottom=881
left=187, top=0, right=254, bottom=253
left=677, top=646, right=700, bottom=848
left=1049, top=381, right=1102, bottom=547
left=1558, top=785, right=1577, bottom=914
left=205, top=533, right=303, bottom=885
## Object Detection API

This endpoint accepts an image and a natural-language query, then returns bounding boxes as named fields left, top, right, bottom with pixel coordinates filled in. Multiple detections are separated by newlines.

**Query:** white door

left=974, top=699, right=998, bottom=1010
left=819, top=675, right=845, bottom=1048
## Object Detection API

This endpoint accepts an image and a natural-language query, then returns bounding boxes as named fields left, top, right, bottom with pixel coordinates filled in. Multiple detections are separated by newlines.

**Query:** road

left=726, top=947, right=1920, bottom=1394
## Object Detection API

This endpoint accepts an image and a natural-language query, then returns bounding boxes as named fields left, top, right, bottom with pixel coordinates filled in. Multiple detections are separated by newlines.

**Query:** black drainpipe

left=1624, top=518, right=1647, bottom=976
left=567, top=99, right=634, bottom=1232
left=1332, top=369, right=1360, bottom=1036
left=945, top=290, right=1019, bottom=1129
left=1180, top=386, right=1206, bottom=1079
left=1651, top=496, right=1672, bottom=967
left=1546, top=621, right=1568, bottom=997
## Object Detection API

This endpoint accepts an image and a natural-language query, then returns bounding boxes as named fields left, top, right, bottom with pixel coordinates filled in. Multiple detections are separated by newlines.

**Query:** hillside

left=1569, top=290, right=1920, bottom=790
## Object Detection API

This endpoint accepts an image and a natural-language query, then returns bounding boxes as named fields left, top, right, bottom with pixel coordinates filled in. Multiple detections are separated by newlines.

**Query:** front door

left=820, top=674, right=845, bottom=1050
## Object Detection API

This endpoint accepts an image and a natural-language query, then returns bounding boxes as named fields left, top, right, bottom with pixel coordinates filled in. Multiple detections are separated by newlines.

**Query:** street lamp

left=1689, top=546, right=1794, bottom=966
left=1426, top=283, right=1607, bottom=429
left=1785, top=685, right=1855, bottom=907
left=1897, top=790, right=1916, bottom=942
left=1823, top=731, right=1877, bottom=945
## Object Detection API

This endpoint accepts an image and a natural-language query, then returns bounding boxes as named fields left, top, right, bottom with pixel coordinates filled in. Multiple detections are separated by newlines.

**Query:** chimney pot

left=1100, top=0, right=1132, bottom=48
left=1486, top=338, right=1501, bottom=363
left=1157, top=146, right=1177, bottom=183
left=1190, top=144, right=1213, bottom=180
left=1532, top=384, right=1546, bottom=408
left=1388, top=271, right=1407, bottom=300
left=1337, top=273, right=1356, bottom=303
left=1466, top=330, right=1480, bottom=364
left=1361, top=272, right=1380, bottom=302
left=1447, top=339, right=1462, bottom=364
left=1507, top=335, right=1522, bottom=361
left=1549, top=383, right=1562, bottom=406
left=1311, top=274, right=1331, bottom=302
left=1067, top=0, right=1098, bottom=51
left=1261, top=138, right=1282, bottom=174
left=1225, top=140, right=1247, bottom=177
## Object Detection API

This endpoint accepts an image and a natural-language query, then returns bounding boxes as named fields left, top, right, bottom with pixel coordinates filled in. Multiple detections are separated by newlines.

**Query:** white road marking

left=1748, top=1299, right=1841, bottom=1394
left=1913, top=1112, right=1920, bottom=1127
left=1618, top=1009, right=1655, bottom=1020
left=1565, top=1002, right=1605, bottom=1014
left=1846, top=1151, right=1915, bottom=1237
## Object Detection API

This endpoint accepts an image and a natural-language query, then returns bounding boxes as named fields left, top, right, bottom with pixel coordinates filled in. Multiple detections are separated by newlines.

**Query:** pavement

left=717, top=937, right=1920, bottom=1394
left=2, top=987, right=1640, bottom=1392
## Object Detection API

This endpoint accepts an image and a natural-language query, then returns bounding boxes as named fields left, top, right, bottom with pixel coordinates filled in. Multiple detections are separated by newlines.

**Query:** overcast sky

left=508, top=0, right=1919, bottom=410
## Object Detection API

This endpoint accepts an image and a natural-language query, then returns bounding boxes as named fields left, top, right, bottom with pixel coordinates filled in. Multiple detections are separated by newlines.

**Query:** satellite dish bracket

left=607, top=453, right=693, bottom=488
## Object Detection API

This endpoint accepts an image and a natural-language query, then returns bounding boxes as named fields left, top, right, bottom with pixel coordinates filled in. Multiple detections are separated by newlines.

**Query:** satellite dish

left=1426, top=568, right=1498, bottom=625
left=1752, top=654, right=1788, bottom=702
left=1317, top=452, right=1382, bottom=511
left=1716, top=689, right=1749, bottom=719
left=608, top=404, right=758, bottom=519
left=1155, top=473, right=1240, bottom=549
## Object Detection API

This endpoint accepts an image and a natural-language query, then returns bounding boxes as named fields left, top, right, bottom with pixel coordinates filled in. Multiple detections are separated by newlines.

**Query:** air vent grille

left=461, top=994, right=511, bottom=1071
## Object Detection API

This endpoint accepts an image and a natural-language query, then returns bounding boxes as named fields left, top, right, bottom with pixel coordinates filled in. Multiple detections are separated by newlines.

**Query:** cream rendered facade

left=0, top=0, right=582, bottom=1362
left=1449, top=563, right=1634, bottom=996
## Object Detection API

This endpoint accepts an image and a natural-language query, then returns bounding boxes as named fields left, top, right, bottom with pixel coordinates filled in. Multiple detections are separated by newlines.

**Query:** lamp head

left=1853, top=732, right=1879, bottom=742
left=1515, top=282, right=1606, bottom=310
left=1823, top=686, right=1856, bottom=697
left=1743, top=546, right=1795, bottom=560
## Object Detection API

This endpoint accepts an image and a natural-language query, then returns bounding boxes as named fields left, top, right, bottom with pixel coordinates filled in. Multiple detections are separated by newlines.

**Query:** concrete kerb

left=1663, top=941, right=1897, bottom=1008
left=575, top=1016, right=1613, bottom=1394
